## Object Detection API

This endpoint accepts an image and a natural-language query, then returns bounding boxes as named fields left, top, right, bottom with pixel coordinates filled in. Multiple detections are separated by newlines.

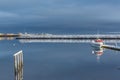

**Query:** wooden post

left=14, top=50, right=23, bottom=80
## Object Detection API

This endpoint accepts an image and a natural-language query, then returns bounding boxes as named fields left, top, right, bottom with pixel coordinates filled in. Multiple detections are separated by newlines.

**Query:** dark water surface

left=0, top=27, right=120, bottom=80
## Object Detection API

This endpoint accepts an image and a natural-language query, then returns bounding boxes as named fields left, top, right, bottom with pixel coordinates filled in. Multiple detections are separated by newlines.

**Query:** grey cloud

left=21, top=4, right=120, bottom=22
left=0, top=0, right=120, bottom=27
left=0, top=11, right=19, bottom=18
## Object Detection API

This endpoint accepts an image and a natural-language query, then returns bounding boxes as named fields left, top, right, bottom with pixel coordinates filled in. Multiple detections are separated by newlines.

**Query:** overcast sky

left=0, top=0, right=120, bottom=28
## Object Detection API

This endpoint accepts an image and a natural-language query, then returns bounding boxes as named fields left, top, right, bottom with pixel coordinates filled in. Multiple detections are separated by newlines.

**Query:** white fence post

left=13, top=50, right=23, bottom=80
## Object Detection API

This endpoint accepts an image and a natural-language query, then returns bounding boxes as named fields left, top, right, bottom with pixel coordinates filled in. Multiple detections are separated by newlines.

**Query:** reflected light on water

left=92, top=47, right=104, bottom=62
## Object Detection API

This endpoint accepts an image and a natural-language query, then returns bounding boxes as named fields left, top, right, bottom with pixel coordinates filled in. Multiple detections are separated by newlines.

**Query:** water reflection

left=1, top=38, right=120, bottom=80
left=0, top=37, right=15, bottom=40
left=92, top=47, right=104, bottom=62
left=18, top=39, right=120, bottom=43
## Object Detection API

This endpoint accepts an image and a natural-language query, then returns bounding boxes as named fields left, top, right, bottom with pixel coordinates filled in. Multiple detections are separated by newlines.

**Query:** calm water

left=0, top=27, right=120, bottom=80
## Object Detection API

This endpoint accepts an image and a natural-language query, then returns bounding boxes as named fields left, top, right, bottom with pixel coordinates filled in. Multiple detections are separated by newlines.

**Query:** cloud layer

left=0, top=0, right=120, bottom=28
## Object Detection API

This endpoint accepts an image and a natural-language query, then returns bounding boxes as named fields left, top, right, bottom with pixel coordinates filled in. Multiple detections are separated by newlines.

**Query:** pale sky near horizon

left=0, top=0, right=120, bottom=28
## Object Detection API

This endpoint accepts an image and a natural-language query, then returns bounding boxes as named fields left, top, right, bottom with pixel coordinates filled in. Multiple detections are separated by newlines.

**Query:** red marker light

left=95, top=39, right=103, bottom=42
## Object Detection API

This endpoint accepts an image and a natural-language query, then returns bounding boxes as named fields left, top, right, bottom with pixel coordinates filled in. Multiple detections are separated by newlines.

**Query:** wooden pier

left=0, top=33, right=20, bottom=37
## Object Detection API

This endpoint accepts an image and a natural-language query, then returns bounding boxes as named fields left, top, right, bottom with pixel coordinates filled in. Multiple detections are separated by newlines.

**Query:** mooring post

left=13, top=50, right=23, bottom=80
